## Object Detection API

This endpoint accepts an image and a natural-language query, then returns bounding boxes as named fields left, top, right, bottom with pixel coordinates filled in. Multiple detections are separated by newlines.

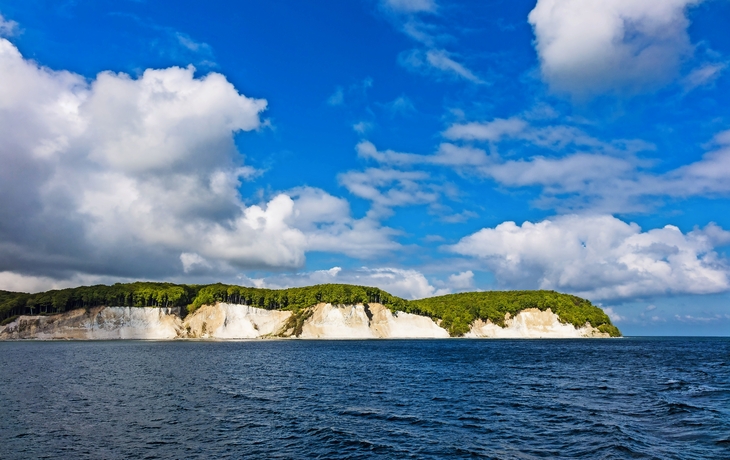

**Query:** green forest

left=0, top=282, right=620, bottom=336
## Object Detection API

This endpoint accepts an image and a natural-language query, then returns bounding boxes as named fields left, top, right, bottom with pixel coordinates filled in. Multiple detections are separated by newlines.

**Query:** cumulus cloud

left=449, top=215, right=730, bottom=300
left=243, top=266, right=449, bottom=300
left=287, top=187, right=400, bottom=258
left=528, top=0, right=702, bottom=96
left=0, top=39, right=398, bottom=287
left=447, top=270, right=474, bottom=289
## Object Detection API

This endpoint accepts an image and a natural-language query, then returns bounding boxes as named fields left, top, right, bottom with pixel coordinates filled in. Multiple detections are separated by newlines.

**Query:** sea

left=1, top=338, right=728, bottom=459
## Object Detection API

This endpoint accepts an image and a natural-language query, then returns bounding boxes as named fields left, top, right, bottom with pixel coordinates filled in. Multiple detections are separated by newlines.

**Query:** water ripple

left=1, top=338, right=729, bottom=459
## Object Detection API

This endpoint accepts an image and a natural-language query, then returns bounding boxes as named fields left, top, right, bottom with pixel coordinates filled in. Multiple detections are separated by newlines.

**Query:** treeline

left=189, top=283, right=407, bottom=313
left=0, top=282, right=407, bottom=324
left=0, top=282, right=196, bottom=324
left=0, top=282, right=620, bottom=337
left=396, top=290, right=620, bottom=337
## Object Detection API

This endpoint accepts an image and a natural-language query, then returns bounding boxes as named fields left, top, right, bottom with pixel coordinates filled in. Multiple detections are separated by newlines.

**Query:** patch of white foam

left=464, top=308, right=609, bottom=338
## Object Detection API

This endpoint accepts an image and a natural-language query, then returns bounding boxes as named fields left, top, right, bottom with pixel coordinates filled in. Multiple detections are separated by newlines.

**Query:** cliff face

left=0, top=303, right=611, bottom=340
left=297, top=303, right=449, bottom=339
left=0, top=307, right=182, bottom=340
left=182, top=303, right=292, bottom=339
left=465, top=308, right=610, bottom=338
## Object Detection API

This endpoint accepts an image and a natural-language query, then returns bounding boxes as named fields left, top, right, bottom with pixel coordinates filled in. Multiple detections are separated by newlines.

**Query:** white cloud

left=115, top=14, right=217, bottom=68
left=448, top=270, right=474, bottom=289
left=443, top=118, right=528, bottom=142
left=326, top=79, right=373, bottom=107
left=364, top=114, right=730, bottom=213
left=384, top=95, right=416, bottom=116
left=327, top=86, right=344, bottom=106
left=399, top=49, right=484, bottom=84
left=682, top=62, right=727, bottom=91
left=287, top=187, right=400, bottom=258
left=424, top=49, right=484, bottom=84
left=0, top=39, right=399, bottom=285
left=0, top=13, right=18, bottom=37
left=381, top=0, right=437, bottom=14
left=357, top=140, right=489, bottom=167
left=440, top=116, right=730, bottom=212
left=243, top=266, right=449, bottom=300
left=382, top=0, right=484, bottom=85
left=602, top=307, right=624, bottom=322
left=528, top=0, right=702, bottom=96
left=174, top=32, right=212, bottom=55
left=449, top=214, right=730, bottom=300
left=180, top=253, right=211, bottom=273
left=0, top=271, right=133, bottom=294
left=445, top=117, right=652, bottom=155
left=352, top=121, right=373, bottom=134
left=486, top=153, right=636, bottom=193
left=338, top=167, right=440, bottom=215
left=439, top=209, right=478, bottom=224
left=475, top=134, right=730, bottom=213
left=712, top=130, right=730, bottom=146
left=664, top=142, right=730, bottom=197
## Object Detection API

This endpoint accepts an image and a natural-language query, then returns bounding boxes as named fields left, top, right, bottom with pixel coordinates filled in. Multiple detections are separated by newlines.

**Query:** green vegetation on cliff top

left=0, top=282, right=620, bottom=336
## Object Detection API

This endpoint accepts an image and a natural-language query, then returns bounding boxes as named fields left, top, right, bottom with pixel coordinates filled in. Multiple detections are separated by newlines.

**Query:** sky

left=0, top=0, right=729, bottom=335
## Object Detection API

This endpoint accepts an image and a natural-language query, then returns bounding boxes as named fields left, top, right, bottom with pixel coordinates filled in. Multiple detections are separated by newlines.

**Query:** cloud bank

left=0, top=39, right=397, bottom=285
left=450, top=215, right=730, bottom=300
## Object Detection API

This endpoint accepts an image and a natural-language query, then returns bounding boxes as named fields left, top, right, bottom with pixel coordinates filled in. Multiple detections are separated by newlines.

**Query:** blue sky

left=0, top=0, right=729, bottom=335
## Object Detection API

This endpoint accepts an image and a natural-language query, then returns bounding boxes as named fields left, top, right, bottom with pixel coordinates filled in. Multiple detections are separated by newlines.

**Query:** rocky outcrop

left=0, top=304, right=611, bottom=340
left=464, top=308, right=610, bottom=338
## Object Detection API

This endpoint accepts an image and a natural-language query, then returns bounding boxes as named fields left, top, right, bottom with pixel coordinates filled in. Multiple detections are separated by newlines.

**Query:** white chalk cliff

left=464, top=308, right=609, bottom=338
left=0, top=303, right=609, bottom=340
left=298, top=303, right=449, bottom=339
left=0, top=306, right=182, bottom=340
left=183, top=303, right=292, bottom=339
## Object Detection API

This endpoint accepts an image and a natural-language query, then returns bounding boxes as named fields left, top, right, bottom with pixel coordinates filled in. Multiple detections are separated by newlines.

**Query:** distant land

left=0, top=283, right=621, bottom=339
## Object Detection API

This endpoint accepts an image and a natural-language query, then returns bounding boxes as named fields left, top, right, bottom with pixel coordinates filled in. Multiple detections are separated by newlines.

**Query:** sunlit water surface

left=1, top=338, right=729, bottom=459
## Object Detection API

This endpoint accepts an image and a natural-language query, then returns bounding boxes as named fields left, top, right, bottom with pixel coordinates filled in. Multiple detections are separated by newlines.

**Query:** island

left=0, top=282, right=621, bottom=340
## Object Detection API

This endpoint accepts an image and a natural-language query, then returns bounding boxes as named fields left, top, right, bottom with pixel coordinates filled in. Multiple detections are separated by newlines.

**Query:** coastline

left=0, top=302, right=612, bottom=340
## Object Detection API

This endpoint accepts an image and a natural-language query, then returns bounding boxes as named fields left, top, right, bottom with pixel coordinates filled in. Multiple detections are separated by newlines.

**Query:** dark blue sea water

left=1, top=338, right=729, bottom=459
